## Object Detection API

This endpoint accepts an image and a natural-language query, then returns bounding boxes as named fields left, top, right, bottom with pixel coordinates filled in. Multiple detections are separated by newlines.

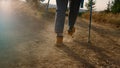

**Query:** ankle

left=69, top=26, right=74, bottom=30
left=57, top=33, right=63, bottom=37
left=56, top=36, right=63, bottom=44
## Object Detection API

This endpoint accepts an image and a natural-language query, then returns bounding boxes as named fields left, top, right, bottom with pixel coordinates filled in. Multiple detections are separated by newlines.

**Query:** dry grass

left=47, top=8, right=56, bottom=17
left=82, top=12, right=120, bottom=27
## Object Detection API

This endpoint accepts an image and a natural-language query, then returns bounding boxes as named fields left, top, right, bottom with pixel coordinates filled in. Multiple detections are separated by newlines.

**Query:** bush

left=111, top=0, right=120, bottom=13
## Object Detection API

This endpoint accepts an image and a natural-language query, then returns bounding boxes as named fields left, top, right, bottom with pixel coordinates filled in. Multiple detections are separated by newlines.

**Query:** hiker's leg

left=55, top=0, right=68, bottom=34
left=68, top=0, right=81, bottom=29
left=55, top=0, right=68, bottom=45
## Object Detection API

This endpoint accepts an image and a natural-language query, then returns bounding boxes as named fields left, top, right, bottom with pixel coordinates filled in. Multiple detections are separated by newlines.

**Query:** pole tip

left=88, top=40, right=90, bottom=43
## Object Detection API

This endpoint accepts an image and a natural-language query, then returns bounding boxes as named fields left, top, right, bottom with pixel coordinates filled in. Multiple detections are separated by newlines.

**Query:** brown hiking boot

left=56, top=36, right=63, bottom=46
left=68, top=27, right=75, bottom=36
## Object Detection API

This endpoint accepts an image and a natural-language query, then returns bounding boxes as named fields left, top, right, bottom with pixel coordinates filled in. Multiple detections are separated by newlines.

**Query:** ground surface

left=0, top=0, right=120, bottom=68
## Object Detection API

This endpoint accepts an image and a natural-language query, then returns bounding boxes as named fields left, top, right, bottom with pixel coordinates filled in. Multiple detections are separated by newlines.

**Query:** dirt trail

left=0, top=0, right=120, bottom=68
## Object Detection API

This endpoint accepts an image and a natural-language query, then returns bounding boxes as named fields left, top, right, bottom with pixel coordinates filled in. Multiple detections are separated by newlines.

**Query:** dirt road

left=0, top=0, right=120, bottom=68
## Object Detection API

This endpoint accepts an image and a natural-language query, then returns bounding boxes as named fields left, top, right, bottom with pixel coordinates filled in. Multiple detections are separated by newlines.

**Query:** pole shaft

left=46, top=0, right=50, bottom=12
left=88, top=0, right=93, bottom=43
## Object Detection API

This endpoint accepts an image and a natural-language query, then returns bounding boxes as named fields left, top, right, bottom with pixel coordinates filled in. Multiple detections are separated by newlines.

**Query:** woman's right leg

left=55, top=0, right=68, bottom=45
left=55, top=0, right=68, bottom=34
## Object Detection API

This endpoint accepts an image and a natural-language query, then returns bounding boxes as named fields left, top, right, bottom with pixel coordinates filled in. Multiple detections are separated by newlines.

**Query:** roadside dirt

left=0, top=0, right=120, bottom=68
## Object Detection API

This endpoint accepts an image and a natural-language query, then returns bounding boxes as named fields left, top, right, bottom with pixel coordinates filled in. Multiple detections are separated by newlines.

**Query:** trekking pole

left=46, top=0, right=50, bottom=12
left=88, top=0, right=93, bottom=43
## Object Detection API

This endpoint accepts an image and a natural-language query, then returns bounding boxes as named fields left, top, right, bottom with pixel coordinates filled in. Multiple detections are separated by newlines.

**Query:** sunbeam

left=0, top=0, right=12, bottom=15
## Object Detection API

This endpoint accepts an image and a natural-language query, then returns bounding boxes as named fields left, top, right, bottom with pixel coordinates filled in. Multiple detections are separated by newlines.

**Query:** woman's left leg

left=68, top=0, right=81, bottom=34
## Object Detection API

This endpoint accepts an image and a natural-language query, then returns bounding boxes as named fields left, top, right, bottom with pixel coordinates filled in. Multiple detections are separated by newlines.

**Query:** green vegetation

left=111, top=0, right=120, bottom=13
left=85, top=0, right=96, bottom=10
left=105, top=0, right=120, bottom=13
left=104, top=1, right=111, bottom=13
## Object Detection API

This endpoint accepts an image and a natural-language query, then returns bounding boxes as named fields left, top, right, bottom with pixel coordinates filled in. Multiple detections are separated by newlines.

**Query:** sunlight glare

left=0, top=0, right=12, bottom=13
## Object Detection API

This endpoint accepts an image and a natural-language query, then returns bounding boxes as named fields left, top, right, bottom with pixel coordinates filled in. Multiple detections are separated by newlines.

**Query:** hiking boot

left=68, top=27, right=75, bottom=36
left=55, top=36, right=63, bottom=46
